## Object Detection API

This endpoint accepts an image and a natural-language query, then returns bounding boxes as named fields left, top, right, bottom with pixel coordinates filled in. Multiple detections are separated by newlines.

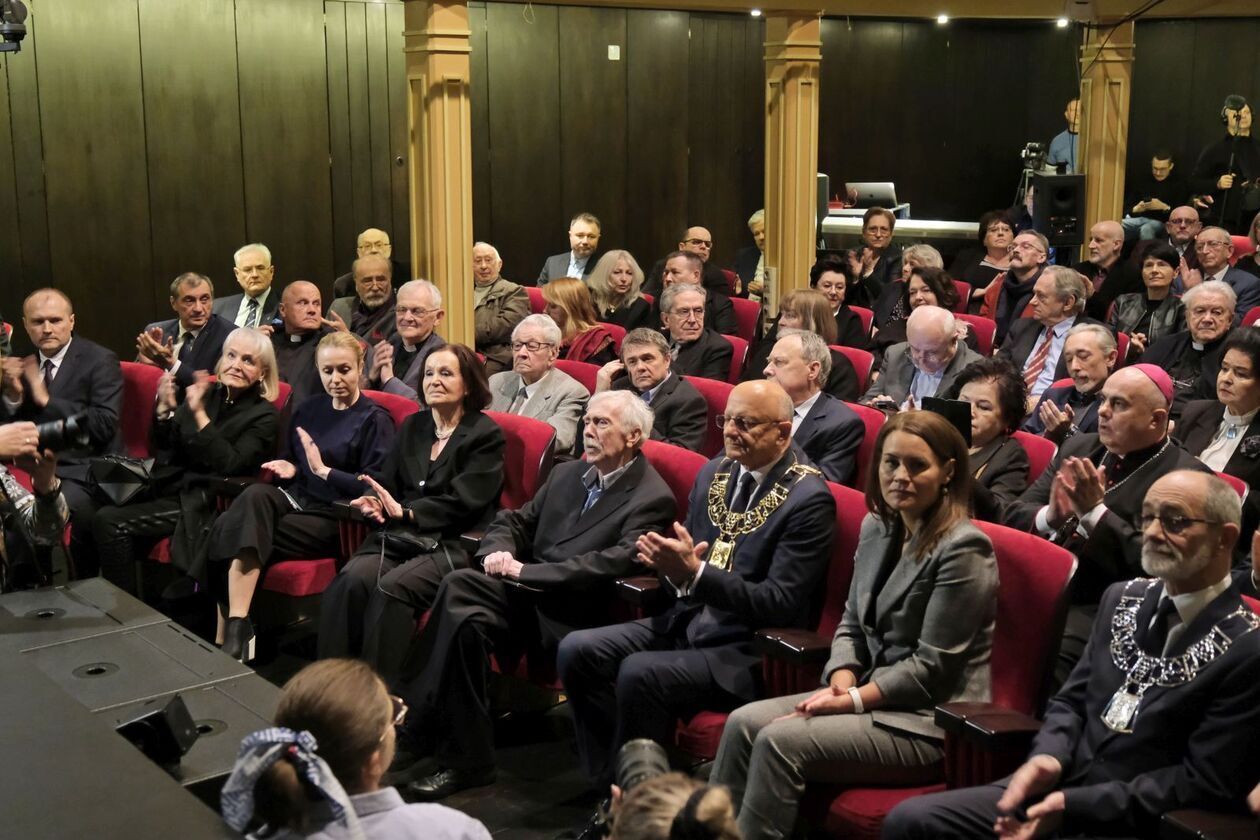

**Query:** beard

left=1140, top=541, right=1214, bottom=583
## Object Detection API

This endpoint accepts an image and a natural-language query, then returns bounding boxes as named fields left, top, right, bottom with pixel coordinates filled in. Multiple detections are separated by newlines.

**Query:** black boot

left=222, top=616, right=256, bottom=663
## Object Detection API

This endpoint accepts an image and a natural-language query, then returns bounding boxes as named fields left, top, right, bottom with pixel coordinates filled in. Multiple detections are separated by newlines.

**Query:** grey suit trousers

left=711, top=691, right=944, bottom=840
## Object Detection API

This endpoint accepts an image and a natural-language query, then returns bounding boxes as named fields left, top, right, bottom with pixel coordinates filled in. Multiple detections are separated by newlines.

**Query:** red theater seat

left=682, top=376, right=734, bottom=458
left=845, top=401, right=886, bottom=491
left=1012, top=431, right=1056, bottom=484
left=728, top=297, right=761, bottom=343
left=830, top=345, right=874, bottom=395
left=956, top=314, right=997, bottom=355
left=553, top=359, right=600, bottom=394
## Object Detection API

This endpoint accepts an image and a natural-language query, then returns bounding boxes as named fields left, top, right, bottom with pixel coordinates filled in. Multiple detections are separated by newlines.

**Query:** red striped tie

left=1023, top=330, right=1054, bottom=390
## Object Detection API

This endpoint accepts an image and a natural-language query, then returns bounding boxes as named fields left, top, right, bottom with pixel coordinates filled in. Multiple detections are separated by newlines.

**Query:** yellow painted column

left=763, top=12, right=821, bottom=317
left=1078, top=20, right=1134, bottom=252
left=404, top=0, right=474, bottom=347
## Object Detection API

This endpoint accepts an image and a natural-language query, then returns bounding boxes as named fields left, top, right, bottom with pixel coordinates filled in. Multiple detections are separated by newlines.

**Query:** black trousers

left=205, top=483, right=340, bottom=608
left=315, top=532, right=468, bottom=685
left=60, top=477, right=100, bottom=579
left=92, top=497, right=182, bottom=595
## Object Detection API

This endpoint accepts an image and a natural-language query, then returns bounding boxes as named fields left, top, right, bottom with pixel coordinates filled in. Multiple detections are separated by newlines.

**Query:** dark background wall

left=1, top=3, right=1257, bottom=357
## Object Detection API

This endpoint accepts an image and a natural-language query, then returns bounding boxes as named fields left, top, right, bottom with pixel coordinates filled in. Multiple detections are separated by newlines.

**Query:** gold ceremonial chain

left=705, top=458, right=820, bottom=571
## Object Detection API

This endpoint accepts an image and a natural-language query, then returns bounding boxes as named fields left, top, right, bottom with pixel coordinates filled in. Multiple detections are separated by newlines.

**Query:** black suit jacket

left=1032, top=579, right=1260, bottom=837
left=1074, top=259, right=1144, bottom=321
left=846, top=247, right=902, bottom=310
left=271, top=326, right=335, bottom=407
left=478, top=455, right=676, bottom=635
left=5, top=336, right=123, bottom=482
left=794, top=393, right=864, bottom=485
left=613, top=373, right=707, bottom=452
left=212, top=290, right=280, bottom=327
left=998, top=316, right=1103, bottom=385
left=1138, top=331, right=1226, bottom=420
left=670, top=329, right=733, bottom=382
left=833, top=305, right=870, bottom=350
left=970, top=435, right=1029, bottom=523
left=1022, top=383, right=1102, bottom=442
left=734, top=246, right=761, bottom=290
left=1177, top=398, right=1260, bottom=547
left=538, top=252, right=597, bottom=285
left=600, top=297, right=654, bottom=332
left=152, top=382, right=278, bottom=489
left=647, top=446, right=835, bottom=700
left=145, top=314, right=235, bottom=388
left=742, top=326, right=860, bottom=403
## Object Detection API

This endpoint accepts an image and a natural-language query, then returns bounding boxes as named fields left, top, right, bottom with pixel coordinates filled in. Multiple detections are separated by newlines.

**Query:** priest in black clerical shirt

left=270, top=281, right=336, bottom=405
left=1137, top=279, right=1234, bottom=420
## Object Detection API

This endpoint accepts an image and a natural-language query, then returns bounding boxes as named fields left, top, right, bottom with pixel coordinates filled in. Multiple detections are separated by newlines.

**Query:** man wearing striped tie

left=213, top=243, right=279, bottom=328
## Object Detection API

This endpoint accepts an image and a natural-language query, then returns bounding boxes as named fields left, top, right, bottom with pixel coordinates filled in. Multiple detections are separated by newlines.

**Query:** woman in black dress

left=208, top=331, right=395, bottom=661
left=811, top=253, right=869, bottom=349
left=945, top=356, right=1030, bottom=523
left=589, top=250, right=653, bottom=332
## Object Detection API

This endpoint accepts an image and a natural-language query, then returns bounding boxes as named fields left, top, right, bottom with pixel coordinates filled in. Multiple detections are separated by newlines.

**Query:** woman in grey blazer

left=710, top=411, right=998, bottom=840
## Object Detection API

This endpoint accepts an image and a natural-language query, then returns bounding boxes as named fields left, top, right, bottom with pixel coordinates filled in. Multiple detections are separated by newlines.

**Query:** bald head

left=22, top=289, right=75, bottom=356
left=1140, top=470, right=1240, bottom=593
left=679, top=226, right=713, bottom=262
left=906, top=305, right=958, bottom=376
left=1166, top=206, right=1202, bottom=246
left=722, top=380, right=794, bottom=470
left=1096, top=367, right=1170, bottom=455
left=1088, top=221, right=1124, bottom=268
left=356, top=228, right=391, bottom=259
left=279, top=281, right=322, bottom=334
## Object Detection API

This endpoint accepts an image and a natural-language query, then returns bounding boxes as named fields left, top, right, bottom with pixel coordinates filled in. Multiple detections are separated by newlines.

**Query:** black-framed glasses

left=1139, top=512, right=1220, bottom=535
left=683, top=238, right=712, bottom=248
left=511, top=340, right=555, bottom=352
left=715, top=414, right=777, bottom=433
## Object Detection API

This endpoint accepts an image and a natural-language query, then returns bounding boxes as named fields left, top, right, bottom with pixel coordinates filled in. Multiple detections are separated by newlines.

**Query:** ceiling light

left=936, top=14, right=949, bottom=24
left=1056, top=17, right=1070, bottom=27
left=750, top=8, right=762, bottom=15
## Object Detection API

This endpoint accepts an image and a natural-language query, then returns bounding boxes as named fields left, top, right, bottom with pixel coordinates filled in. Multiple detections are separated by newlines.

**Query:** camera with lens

left=615, top=738, right=671, bottom=793
left=1019, top=141, right=1047, bottom=171
left=0, top=0, right=27, bottom=53
left=34, top=414, right=90, bottom=453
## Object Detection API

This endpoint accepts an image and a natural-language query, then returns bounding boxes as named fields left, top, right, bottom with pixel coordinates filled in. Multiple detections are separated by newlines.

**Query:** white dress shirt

left=1198, top=406, right=1259, bottom=471
left=791, top=390, right=823, bottom=436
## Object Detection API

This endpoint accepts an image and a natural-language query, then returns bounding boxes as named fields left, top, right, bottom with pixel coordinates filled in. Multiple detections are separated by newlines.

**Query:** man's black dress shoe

left=406, top=766, right=496, bottom=801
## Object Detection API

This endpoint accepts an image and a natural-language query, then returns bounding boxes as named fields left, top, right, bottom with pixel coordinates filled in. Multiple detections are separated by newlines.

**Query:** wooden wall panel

left=37, top=0, right=151, bottom=352
left=385, top=1, right=410, bottom=269
left=327, top=1, right=356, bottom=276
left=344, top=2, right=374, bottom=240
left=0, top=55, right=22, bottom=327
left=5, top=9, right=50, bottom=299
left=139, top=0, right=246, bottom=314
left=469, top=2, right=492, bottom=245
left=365, top=3, right=394, bottom=232
left=235, top=0, right=334, bottom=292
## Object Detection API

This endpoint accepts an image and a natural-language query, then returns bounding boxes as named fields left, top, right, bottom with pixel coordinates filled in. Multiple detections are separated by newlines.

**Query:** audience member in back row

left=998, top=266, right=1098, bottom=411
left=845, top=207, right=901, bottom=309
left=1238, top=210, right=1260, bottom=280
left=596, top=327, right=707, bottom=453
left=542, top=278, right=619, bottom=366
left=1179, top=226, right=1260, bottom=322
left=215, top=243, right=280, bottom=328
left=472, top=241, right=530, bottom=375
left=736, top=209, right=766, bottom=302
left=810, top=254, right=870, bottom=349
left=945, top=357, right=1031, bottom=523
left=487, top=314, right=589, bottom=454
left=332, top=227, right=408, bottom=298
left=711, top=410, right=996, bottom=840
left=762, top=329, right=863, bottom=485
left=220, top=658, right=492, bottom=840
left=94, top=327, right=279, bottom=597
left=207, top=332, right=394, bottom=664
left=269, top=281, right=336, bottom=406
left=742, top=288, right=859, bottom=402
left=328, top=256, right=398, bottom=346
left=394, top=391, right=677, bottom=801
left=1108, top=243, right=1186, bottom=360
left=317, top=344, right=504, bottom=684
left=1077, top=220, right=1143, bottom=321
left=538, top=212, right=601, bottom=285
left=886, top=471, right=1260, bottom=840
left=870, top=265, right=979, bottom=368
left=862, top=306, right=983, bottom=411
left=1022, top=323, right=1117, bottom=444
left=138, top=271, right=235, bottom=388
left=588, top=250, right=653, bottom=332
left=3, top=288, right=122, bottom=583
left=979, top=229, right=1051, bottom=346
left=644, top=225, right=734, bottom=299
left=1121, top=149, right=1187, bottom=242
left=653, top=250, right=738, bottom=337
left=950, top=210, right=1013, bottom=307
left=368, top=279, right=447, bottom=402
left=1132, top=204, right=1202, bottom=271
left=870, top=243, right=943, bottom=329
left=1138, top=280, right=1235, bottom=420
left=659, top=283, right=732, bottom=382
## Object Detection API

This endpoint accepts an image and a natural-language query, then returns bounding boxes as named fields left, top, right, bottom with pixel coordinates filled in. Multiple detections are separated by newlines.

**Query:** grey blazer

left=488, top=367, right=590, bottom=453
left=861, top=341, right=983, bottom=405
left=824, top=516, right=997, bottom=740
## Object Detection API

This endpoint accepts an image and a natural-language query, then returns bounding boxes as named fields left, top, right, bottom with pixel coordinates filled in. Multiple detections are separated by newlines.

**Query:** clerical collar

left=1191, top=340, right=1205, bottom=351
left=1110, top=437, right=1167, bottom=473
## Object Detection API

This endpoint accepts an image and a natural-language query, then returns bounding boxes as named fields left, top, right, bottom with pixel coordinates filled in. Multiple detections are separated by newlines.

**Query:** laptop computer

left=845, top=181, right=898, bottom=209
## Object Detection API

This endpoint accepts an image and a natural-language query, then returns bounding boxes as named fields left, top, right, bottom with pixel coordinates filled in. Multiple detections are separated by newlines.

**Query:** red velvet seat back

left=729, top=297, right=761, bottom=343
left=525, top=286, right=545, bottom=315
left=641, top=440, right=708, bottom=521
left=484, top=410, right=556, bottom=510
left=1011, top=431, right=1057, bottom=485
left=682, top=375, right=734, bottom=458
left=843, top=401, right=886, bottom=492
left=721, top=334, right=750, bottom=384
left=817, top=482, right=864, bottom=637
left=361, top=388, right=421, bottom=427
left=830, top=345, right=874, bottom=394
left=956, top=314, right=997, bottom=356
left=119, top=361, right=164, bottom=458
left=552, top=359, right=600, bottom=394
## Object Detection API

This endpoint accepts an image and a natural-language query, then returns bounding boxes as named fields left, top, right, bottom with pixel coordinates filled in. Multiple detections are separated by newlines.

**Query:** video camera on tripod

left=0, top=0, right=27, bottom=54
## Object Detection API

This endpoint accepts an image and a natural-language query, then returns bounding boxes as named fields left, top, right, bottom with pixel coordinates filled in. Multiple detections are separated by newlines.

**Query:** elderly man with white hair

left=214, top=243, right=280, bottom=327
left=487, top=314, right=589, bottom=453
left=861, top=305, right=983, bottom=410
left=1138, top=279, right=1236, bottom=419
left=472, top=241, right=530, bottom=375
left=1179, top=225, right=1260, bottom=322
left=394, top=389, right=677, bottom=800
left=368, top=279, right=447, bottom=401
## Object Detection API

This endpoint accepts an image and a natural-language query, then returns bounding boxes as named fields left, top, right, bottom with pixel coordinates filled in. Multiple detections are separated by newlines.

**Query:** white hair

left=473, top=241, right=502, bottom=261
left=588, top=390, right=655, bottom=441
left=398, top=278, right=442, bottom=308
left=513, top=313, right=562, bottom=346
left=233, top=243, right=272, bottom=266
left=747, top=209, right=765, bottom=228
left=1183, top=279, right=1236, bottom=312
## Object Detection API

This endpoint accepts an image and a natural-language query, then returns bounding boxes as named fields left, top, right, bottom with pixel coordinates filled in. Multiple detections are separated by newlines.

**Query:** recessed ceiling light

left=750, top=8, right=762, bottom=16
left=1056, top=17, right=1070, bottom=27
left=936, top=14, right=950, bottom=24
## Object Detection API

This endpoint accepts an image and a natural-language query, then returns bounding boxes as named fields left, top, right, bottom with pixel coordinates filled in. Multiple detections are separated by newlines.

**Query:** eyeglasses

left=511, top=340, right=555, bottom=352
left=1195, top=240, right=1231, bottom=251
left=683, top=238, right=712, bottom=248
left=1139, top=512, right=1220, bottom=535
left=1168, top=218, right=1199, bottom=226
left=1010, top=242, right=1046, bottom=254
left=395, top=306, right=438, bottom=317
left=715, top=414, right=778, bottom=433
left=358, top=240, right=390, bottom=251
left=379, top=694, right=408, bottom=742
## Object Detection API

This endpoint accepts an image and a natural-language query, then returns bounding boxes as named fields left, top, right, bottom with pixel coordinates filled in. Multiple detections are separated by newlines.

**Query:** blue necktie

left=582, top=483, right=603, bottom=513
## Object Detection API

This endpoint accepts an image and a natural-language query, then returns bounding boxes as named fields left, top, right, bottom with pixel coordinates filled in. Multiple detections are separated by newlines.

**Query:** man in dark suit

left=1022, top=323, right=1117, bottom=443
left=268, top=281, right=334, bottom=406
left=1138, top=280, right=1234, bottom=420
left=1075, top=221, right=1143, bottom=321
left=327, top=255, right=398, bottom=346
left=1181, top=226, right=1260, bottom=322
left=597, top=327, right=707, bottom=452
left=396, top=390, right=677, bottom=799
left=861, top=306, right=982, bottom=409
left=1132, top=204, right=1202, bottom=276
left=651, top=251, right=738, bottom=337
left=213, top=243, right=280, bottom=328
left=734, top=210, right=765, bottom=301
left=537, top=211, right=601, bottom=285
left=998, top=266, right=1098, bottom=411
left=557, top=380, right=834, bottom=787
left=368, top=279, right=445, bottom=402
left=645, top=226, right=737, bottom=300
left=1, top=288, right=122, bottom=581
left=660, top=283, right=733, bottom=382
left=137, top=272, right=235, bottom=388
left=888, top=469, right=1260, bottom=839
left=762, top=330, right=863, bottom=485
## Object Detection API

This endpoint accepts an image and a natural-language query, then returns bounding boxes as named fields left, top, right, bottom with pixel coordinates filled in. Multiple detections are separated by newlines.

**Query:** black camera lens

left=34, top=414, right=89, bottom=452
left=614, top=739, right=670, bottom=793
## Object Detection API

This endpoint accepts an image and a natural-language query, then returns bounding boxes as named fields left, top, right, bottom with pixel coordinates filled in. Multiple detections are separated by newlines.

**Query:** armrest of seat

left=937, top=703, right=1043, bottom=789
left=460, top=529, right=486, bottom=555
left=753, top=628, right=831, bottom=665
left=935, top=701, right=1021, bottom=734
left=615, top=574, right=661, bottom=603
left=209, top=476, right=256, bottom=495
left=331, top=500, right=368, bottom=522
left=1160, top=809, right=1258, bottom=840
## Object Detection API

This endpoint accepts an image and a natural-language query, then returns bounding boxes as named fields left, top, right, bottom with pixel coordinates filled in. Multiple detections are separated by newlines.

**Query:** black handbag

left=89, top=455, right=154, bottom=505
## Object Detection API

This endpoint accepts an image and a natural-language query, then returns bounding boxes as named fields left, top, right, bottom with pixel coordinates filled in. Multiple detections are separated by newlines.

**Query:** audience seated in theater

left=1238, top=210, right=1260, bottom=280
left=557, top=380, right=834, bottom=797
left=207, top=331, right=393, bottom=663
left=1138, top=280, right=1235, bottom=420
left=95, top=327, right=279, bottom=598
left=710, top=410, right=996, bottom=840
left=538, top=212, right=601, bottom=284
left=659, top=283, right=732, bottom=382
left=1190, top=97, right=1260, bottom=235
left=1076, top=221, right=1143, bottom=321
left=596, top=327, right=707, bottom=452
left=870, top=243, right=943, bottom=329
left=0, top=445, right=68, bottom=588
left=368, top=279, right=446, bottom=402
left=215, top=243, right=280, bottom=328
left=487, top=314, right=589, bottom=454
left=220, top=658, right=492, bottom=840
left=951, top=210, right=1014, bottom=310
left=139, top=271, right=236, bottom=389
left=742, top=288, right=859, bottom=402
left=1047, top=97, right=1080, bottom=172
left=1180, top=226, right=1260, bottom=321
left=761, top=329, right=863, bottom=485
left=328, top=256, right=398, bottom=346
left=945, top=357, right=1031, bottom=523
left=1003, top=364, right=1211, bottom=678
left=393, top=391, right=676, bottom=801
left=736, top=209, right=766, bottom=303
left=870, top=265, right=979, bottom=367
left=1121, top=150, right=1187, bottom=242
left=810, top=254, right=869, bottom=349
left=543, top=278, right=619, bottom=366
left=844, top=207, right=901, bottom=309
left=1108, top=243, right=1186, bottom=360
left=1022, top=323, right=1117, bottom=444
left=332, top=227, right=407, bottom=299
left=651, top=251, right=738, bottom=337
left=471, top=241, right=530, bottom=375
left=887, top=471, right=1260, bottom=840
left=610, top=773, right=740, bottom=840
left=861, top=306, right=983, bottom=411
left=317, top=344, right=503, bottom=683
left=980, top=230, right=1051, bottom=346
left=644, top=226, right=735, bottom=299
left=1132, top=204, right=1202, bottom=272
left=588, top=250, right=652, bottom=332
left=998, top=266, right=1098, bottom=412
left=1, top=288, right=122, bottom=583
left=269, top=281, right=337, bottom=406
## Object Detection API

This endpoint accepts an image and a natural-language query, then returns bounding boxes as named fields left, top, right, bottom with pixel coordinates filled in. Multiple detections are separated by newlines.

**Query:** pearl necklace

left=433, top=416, right=459, bottom=440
